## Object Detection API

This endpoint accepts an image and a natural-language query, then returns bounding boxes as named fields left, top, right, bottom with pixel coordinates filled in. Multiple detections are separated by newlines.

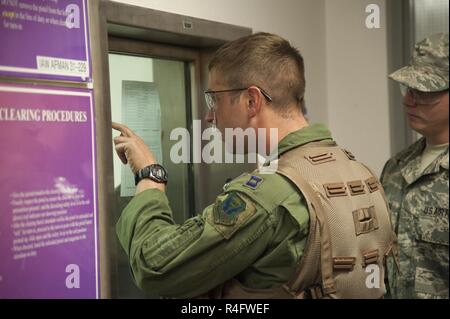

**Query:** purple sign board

left=0, top=0, right=91, bottom=82
left=0, top=84, right=99, bottom=298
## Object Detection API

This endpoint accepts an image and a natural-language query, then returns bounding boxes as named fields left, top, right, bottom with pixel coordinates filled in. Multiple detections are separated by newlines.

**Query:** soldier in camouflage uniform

left=381, top=33, right=449, bottom=299
left=112, top=33, right=394, bottom=298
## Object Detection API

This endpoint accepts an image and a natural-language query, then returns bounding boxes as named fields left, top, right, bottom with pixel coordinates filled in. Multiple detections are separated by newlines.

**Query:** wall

left=110, top=0, right=392, bottom=175
left=325, top=0, right=390, bottom=175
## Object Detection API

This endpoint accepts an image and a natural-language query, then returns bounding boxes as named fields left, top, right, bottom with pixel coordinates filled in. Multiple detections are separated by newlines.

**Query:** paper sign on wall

left=0, top=0, right=91, bottom=82
left=0, top=84, right=99, bottom=298
left=120, top=80, right=163, bottom=197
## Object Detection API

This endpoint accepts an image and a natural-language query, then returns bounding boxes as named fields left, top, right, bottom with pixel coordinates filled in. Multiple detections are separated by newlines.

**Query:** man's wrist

left=135, top=178, right=165, bottom=195
left=134, top=161, right=157, bottom=175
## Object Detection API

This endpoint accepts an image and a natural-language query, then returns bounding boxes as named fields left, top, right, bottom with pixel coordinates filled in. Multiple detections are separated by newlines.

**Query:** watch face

left=151, top=165, right=168, bottom=182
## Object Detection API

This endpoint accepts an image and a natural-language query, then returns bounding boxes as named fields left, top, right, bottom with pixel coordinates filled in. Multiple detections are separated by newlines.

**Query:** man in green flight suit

left=381, top=33, right=449, bottom=299
left=113, top=32, right=395, bottom=299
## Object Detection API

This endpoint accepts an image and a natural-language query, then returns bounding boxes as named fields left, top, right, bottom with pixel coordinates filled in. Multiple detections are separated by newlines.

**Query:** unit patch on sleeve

left=208, top=191, right=257, bottom=239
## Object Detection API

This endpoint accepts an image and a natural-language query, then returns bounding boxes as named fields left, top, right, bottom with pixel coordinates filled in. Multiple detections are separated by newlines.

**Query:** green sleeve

left=116, top=188, right=277, bottom=298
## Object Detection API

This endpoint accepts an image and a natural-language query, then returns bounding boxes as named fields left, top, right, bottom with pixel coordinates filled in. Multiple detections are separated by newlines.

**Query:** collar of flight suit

left=263, top=123, right=333, bottom=166
left=397, top=137, right=449, bottom=185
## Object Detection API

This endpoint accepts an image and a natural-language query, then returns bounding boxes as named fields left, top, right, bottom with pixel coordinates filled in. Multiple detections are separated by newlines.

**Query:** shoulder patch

left=243, top=175, right=264, bottom=189
left=214, top=192, right=246, bottom=225
left=208, top=192, right=257, bottom=239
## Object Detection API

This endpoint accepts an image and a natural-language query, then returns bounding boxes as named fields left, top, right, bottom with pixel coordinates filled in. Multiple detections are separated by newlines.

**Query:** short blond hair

left=209, top=32, right=305, bottom=114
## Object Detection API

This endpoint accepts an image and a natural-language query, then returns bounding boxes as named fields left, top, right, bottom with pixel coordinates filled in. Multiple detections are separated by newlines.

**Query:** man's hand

left=112, top=122, right=157, bottom=174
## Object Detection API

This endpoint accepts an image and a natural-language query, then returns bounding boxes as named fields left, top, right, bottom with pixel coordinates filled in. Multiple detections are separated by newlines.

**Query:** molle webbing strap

left=359, top=162, right=400, bottom=273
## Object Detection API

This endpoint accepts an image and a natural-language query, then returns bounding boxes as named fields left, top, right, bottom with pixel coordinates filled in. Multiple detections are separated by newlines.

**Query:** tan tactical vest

left=201, top=140, right=398, bottom=299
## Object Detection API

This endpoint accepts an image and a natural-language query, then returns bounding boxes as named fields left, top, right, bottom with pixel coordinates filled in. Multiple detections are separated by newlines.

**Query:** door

left=108, top=39, right=198, bottom=298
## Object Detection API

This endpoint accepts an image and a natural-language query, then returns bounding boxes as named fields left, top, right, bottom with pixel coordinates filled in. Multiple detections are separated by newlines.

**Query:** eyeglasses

left=204, top=86, right=273, bottom=112
left=400, top=84, right=447, bottom=106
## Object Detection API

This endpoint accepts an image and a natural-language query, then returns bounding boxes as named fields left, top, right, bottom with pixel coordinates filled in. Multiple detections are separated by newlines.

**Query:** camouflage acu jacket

left=381, top=137, right=449, bottom=299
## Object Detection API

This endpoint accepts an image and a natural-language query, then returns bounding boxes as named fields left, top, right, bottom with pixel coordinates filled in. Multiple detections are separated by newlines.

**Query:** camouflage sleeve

left=380, top=158, right=394, bottom=185
left=116, top=188, right=277, bottom=298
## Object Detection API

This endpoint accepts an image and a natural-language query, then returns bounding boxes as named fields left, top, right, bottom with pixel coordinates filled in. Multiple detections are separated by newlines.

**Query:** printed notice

left=0, top=84, right=99, bottom=298
left=121, top=80, right=163, bottom=197
left=0, top=0, right=90, bottom=81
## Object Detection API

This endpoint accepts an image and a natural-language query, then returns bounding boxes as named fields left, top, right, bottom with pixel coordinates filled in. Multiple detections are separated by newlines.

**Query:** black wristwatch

left=134, top=164, right=168, bottom=186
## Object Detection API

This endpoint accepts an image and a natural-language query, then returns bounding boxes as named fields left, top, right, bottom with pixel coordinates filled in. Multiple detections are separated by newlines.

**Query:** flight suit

left=116, top=124, right=331, bottom=298
left=116, top=123, right=393, bottom=298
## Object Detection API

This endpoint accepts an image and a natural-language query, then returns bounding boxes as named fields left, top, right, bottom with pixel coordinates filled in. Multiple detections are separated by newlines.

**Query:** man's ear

left=247, top=86, right=263, bottom=118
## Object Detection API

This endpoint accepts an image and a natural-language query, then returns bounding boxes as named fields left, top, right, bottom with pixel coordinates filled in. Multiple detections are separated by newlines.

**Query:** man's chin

left=408, top=119, right=423, bottom=129
left=408, top=122, right=429, bottom=137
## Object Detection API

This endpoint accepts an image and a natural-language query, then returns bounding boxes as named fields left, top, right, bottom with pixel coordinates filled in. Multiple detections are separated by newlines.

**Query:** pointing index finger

left=112, top=122, right=134, bottom=137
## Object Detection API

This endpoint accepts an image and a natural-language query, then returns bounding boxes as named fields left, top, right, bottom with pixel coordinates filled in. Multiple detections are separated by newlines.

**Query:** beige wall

left=325, top=0, right=390, bottom=175
left=110, top=0, right=392, bottom=175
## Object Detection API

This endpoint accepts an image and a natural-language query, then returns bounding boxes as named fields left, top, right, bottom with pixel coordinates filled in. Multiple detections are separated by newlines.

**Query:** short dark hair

left=209, top=32, right=306, bottom=115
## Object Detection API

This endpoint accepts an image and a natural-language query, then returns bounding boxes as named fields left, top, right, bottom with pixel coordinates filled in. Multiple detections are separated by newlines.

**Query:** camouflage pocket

left=414, top=214, right=449, bottom=298
left=416, top=214, right=449, bottom=246
left=414, top=267, right=449, bottom=299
